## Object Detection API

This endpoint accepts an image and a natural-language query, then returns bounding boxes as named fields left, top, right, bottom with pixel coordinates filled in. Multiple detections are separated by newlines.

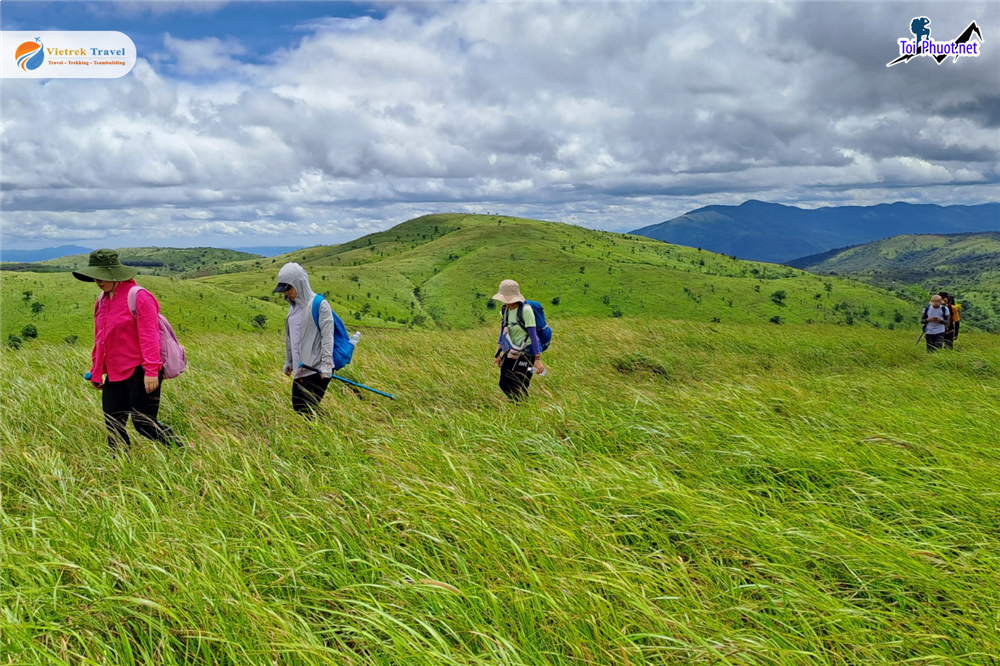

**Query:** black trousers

left=102, top=366, right=180, bottom=452
left=926, top=333, right=945, bottom=352
left=944, top=322, right=960, bottom=349
left=292, top=373, right=332, bottom=416
left=499, top=352, right=535, bottom=401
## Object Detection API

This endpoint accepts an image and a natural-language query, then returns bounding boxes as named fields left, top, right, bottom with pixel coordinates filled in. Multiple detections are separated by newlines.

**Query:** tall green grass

left=2, top=320, right=999, bottom=664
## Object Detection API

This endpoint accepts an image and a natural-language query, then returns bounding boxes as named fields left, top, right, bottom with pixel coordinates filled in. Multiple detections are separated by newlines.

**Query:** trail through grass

left=2, top=320, right=999, bottom=664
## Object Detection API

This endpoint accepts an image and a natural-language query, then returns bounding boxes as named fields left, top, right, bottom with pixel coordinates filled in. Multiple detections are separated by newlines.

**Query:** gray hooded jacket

left=278, top=263, right=335, bottom=377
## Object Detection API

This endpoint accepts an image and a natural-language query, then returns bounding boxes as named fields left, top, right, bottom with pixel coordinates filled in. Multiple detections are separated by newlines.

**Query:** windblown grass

left=2, top=320, right=999, bottom=664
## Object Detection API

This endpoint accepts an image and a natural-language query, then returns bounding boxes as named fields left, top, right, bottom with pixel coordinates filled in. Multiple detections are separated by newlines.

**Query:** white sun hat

left=492, top=279, right=526, bottom=304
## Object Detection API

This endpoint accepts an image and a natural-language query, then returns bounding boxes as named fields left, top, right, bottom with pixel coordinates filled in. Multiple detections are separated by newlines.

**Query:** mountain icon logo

left=15, top=38, right=45, bottom=71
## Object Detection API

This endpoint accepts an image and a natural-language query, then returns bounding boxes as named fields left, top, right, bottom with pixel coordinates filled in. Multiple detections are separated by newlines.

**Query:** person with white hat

left=492, top=279, right=546, bottom=400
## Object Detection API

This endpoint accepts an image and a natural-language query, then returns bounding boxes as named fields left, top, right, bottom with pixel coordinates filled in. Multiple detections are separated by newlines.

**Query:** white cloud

left=163, top=34, right=247, bottom=75
left=2, top=1, right=997, bottom=246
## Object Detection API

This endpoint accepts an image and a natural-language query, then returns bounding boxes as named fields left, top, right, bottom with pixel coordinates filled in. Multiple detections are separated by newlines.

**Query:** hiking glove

left=319, top=363, right=334, bottom=379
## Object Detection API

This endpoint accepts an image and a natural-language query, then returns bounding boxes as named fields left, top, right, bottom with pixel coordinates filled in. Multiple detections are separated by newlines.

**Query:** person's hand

left=319, top=363, right=333, bottom=379
left=284, top=366, right=293, bottom=377
left=90, top=381, right=103, bottom=390
left=494, top=353, right=504, bottom=367
left=533, top=359, right=546, bottom=375
left=144, top=375, right=159, bottom=394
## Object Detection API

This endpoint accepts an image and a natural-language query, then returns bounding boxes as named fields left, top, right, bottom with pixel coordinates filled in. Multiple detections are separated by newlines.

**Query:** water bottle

left=528, top=366, right=547, bottom=376
left=349, top=331, right=361, bottom=346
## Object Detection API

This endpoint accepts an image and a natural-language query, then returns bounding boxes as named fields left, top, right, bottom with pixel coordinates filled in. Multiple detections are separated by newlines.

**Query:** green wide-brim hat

left=72, top=249, right=139, bottom=282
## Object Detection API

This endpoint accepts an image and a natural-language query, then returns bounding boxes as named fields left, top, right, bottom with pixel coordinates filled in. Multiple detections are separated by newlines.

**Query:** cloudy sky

left=1, top=1, right=997, bottom=249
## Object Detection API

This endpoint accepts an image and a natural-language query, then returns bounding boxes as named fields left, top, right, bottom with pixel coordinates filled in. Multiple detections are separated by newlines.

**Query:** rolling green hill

left=1, top=272, right=287, bottom=346
left=787, top=233, right=1000, bottom=332
left=198, top=213, right=920, bottom=331
left=2, top=247, right=263, bottom=277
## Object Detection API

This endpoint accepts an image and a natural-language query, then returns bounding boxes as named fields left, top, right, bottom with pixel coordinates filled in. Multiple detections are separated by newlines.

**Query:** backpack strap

left=127, top=286, right=146, bottom=318
left=311, top=294, right=324, bottom=329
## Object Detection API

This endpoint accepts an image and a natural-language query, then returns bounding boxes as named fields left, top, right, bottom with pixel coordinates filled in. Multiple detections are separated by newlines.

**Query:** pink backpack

left=127, top=286, right=188, bottom=379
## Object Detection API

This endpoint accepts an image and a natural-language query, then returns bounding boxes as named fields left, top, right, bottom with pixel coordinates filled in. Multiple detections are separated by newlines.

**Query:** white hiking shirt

left=923, top=305, right=949, bottom=335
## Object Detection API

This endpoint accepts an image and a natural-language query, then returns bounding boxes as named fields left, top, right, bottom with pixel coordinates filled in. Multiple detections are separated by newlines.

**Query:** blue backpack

left=312, top=294, right=354, bottom=370
left=508, top=300, right=552, bottom=353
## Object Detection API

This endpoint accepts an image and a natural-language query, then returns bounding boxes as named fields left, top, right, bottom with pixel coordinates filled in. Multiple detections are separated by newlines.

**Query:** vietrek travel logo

left=887, top=17, right=983, bottom=67
left=1, top=31, right=136, bottom=78
left=15, top=38, right=45, bottom=71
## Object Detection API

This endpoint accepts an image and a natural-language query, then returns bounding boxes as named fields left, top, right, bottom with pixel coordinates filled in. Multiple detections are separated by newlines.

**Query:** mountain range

left=630, top=201, right=1000, bottom=264
left=0, top=245, right=93, bottom=263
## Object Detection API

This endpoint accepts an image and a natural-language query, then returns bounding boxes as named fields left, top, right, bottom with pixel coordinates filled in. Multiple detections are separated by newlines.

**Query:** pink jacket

left=91, top=280, right=163, bottom=382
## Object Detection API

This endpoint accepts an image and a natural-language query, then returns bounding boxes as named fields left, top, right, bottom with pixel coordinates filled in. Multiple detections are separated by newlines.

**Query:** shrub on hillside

left=551, top=297, right=560, bottom=305
left=770, top=315, right=782, bottom=324
left=31, top=302, right=45, bottom=315
left=21, top=324, right=38, bottom=339
left=610, top=353, right=670, bottom=379
left=252, top=314, right=267, bottom=329
left=7, top=334, right=22, bottom=350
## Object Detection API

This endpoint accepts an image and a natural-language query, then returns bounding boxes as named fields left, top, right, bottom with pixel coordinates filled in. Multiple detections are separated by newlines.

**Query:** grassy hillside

left=3, top=247, right=264, bottom=277
left=199, top=214, right=920, bottom=331
left=1, top=271, right=287, bottom=346
left=3, top=321, right=999, bottom=664
left=787, top=233, right=1000, bottom=332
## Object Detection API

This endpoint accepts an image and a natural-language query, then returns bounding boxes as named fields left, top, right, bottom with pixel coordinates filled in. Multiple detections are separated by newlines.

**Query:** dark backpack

left=312, top=294, right=354, bottom=370
left=504, top=300, right=552, bottom=354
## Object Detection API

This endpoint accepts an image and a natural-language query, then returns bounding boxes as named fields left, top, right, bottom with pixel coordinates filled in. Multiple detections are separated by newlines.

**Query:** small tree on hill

left=771, top=290, right=787, bottom=306
left=22, top=291, right=32, bottom=301
left=31, top=302, right=44, bottom=315
left=551, top=297, right=560, bottom=305
left=21, top=324, right=38, bottom=339
left=252, top=314, right=267, bottom=329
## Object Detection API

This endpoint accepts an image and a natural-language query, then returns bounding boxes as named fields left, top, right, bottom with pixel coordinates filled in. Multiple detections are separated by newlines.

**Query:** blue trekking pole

left=298, top=363, right=395, bottom=400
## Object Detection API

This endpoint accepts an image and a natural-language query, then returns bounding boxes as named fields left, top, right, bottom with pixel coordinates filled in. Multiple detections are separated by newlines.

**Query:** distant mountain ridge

left=630, top=201, right=1000, bottom=264
left=0, top=245, right=92, bottom=263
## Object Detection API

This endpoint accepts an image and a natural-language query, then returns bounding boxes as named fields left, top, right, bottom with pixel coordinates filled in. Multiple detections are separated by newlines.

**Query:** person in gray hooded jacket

left=273, top=263, right=336, bottom=415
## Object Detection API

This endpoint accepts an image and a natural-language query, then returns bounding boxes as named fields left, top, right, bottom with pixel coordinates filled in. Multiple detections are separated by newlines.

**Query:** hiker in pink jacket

left=73, top=249, right=186, bottom=454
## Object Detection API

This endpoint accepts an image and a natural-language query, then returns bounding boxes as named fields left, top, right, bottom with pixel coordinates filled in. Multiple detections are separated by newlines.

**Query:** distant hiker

left=492, top=279, right=548, bottom=400
left=275, top=263, right=339, bottom=416
left=920, top=294, right=951, bottom=353
left=73, top=249, right=188, bottom=454
left=939, top=292, right=961, bottom=349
